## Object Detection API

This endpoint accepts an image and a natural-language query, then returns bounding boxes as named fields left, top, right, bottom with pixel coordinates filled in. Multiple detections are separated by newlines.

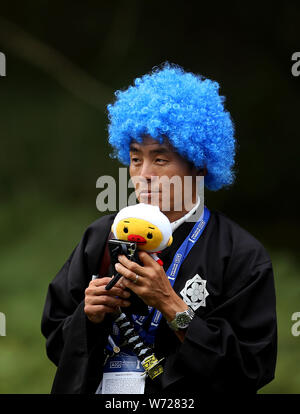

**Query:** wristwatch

left=167, top=307, right=195, bottom=331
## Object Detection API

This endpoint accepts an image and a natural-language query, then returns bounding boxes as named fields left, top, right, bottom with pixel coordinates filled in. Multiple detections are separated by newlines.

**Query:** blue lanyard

left=131, top=206, right=211, bottom=344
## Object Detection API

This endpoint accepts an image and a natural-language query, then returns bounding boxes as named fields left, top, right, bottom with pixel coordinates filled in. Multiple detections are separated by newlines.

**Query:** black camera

left=105, top=239, right=148, bottom=315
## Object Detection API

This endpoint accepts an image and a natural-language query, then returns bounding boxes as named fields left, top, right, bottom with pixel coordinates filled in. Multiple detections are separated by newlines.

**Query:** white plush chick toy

left=111, top=203, right=173, bottom=266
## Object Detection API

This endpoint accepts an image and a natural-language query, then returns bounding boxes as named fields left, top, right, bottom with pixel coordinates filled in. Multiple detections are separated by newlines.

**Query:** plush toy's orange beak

left=128, top=234, right=147, bottom=244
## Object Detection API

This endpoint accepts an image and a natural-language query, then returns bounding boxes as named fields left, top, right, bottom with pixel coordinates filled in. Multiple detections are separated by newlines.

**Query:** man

left=41, top=63, right=277, bottom=394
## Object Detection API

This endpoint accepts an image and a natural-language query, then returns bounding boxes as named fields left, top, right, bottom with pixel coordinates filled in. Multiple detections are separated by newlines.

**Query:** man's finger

left=121, top=276, right=140, bottom=294
left=138, top=251, right=158, bottom=266
left=90, top=277, right=127, bottom=290
left=117, top=254, right=148, bottom=276
left=88, top=279, right=129, bottom=297
left=115, top=262, right=139, bottom=282
left=90, top=277, right=113, bottom=287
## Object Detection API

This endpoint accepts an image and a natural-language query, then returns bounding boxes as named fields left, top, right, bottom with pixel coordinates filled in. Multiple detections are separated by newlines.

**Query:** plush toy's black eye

left=123, top=227, right=128, bottom=233
left=147, top=232, right=153, bottom=239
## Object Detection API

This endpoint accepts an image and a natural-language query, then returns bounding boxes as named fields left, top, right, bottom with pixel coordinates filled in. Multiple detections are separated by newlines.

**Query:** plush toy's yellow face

left=115, top=217, right=164, bottom=251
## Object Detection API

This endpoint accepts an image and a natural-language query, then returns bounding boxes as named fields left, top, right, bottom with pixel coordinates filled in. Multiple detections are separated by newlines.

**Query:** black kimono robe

left=41, top=208, right=277, bottom=394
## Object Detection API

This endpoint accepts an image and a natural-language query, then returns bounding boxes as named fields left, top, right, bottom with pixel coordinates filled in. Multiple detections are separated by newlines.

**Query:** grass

left=0, top=196, right=299, bottom=393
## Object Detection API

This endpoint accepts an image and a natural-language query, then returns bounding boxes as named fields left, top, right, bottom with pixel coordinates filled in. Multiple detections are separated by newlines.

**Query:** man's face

left=129, top=136, right=201, bottom=213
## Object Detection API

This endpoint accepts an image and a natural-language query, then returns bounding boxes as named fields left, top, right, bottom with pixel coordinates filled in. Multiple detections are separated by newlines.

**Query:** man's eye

left=156, top=158, right=167, bottom=163
left=131, top=158, right=140, bottom=163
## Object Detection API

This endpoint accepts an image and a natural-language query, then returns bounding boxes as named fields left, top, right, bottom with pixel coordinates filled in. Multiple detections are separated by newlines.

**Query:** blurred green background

left=0, top=1, right=299, bottom=393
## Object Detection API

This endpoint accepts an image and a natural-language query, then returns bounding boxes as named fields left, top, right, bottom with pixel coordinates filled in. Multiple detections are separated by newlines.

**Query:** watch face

left=176, top=313, right=191, bottom=328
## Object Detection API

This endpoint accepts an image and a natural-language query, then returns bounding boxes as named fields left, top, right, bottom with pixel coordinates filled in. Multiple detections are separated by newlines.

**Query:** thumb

left=138, top=250, right=156, bottom=265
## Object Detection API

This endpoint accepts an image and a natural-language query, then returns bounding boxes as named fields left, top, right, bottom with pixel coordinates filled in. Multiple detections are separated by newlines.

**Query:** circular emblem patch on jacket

left=180, top=273, right=209, bottom=310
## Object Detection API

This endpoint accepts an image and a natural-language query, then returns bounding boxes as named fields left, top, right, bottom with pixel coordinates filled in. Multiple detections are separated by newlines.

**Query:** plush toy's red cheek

left=128, top=234, right=147, bottom=244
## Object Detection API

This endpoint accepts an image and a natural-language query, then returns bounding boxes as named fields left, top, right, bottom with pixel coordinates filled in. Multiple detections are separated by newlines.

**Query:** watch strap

left=167, top=306, right=195, bottom=331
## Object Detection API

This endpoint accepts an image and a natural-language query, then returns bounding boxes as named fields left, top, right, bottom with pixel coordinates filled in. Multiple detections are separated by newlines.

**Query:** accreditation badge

left=96, top=350, right=146, bottom=394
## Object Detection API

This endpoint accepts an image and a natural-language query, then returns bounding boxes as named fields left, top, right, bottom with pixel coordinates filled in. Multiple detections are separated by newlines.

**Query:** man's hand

left=115, top=251, right=188, bottom=324
left=84, top=277, right=131, bottom=324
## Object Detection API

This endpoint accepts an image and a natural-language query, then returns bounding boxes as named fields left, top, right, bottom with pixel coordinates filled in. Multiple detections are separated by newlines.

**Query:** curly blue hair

left=107, top=63, right=236, bottom=191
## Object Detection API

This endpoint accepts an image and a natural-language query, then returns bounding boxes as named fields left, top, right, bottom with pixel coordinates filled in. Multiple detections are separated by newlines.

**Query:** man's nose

left=139, top=161, right=155, bottom=180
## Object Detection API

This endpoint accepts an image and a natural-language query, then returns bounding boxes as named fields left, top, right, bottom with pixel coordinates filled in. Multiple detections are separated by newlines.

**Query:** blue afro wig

left=107, top=63, right=236, bottom=191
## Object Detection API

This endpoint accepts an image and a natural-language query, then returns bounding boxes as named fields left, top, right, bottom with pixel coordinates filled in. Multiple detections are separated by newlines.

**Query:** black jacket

left=41, top=209, right=277, bottom=394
